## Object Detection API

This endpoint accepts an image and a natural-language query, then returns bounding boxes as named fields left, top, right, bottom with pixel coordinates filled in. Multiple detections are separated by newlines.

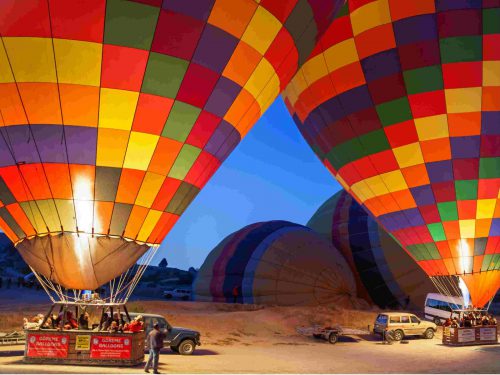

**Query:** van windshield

left=376, top=314, right=388, bottom=323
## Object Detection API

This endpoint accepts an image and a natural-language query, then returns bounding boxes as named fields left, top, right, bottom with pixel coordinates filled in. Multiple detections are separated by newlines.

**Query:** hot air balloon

left=193, top=220, right=358, bottom=307
left=309, top=189, right=436, bottom=309
left=0, top=0, right=342, bottom=302
left=284, top=0, right=500, bottom=307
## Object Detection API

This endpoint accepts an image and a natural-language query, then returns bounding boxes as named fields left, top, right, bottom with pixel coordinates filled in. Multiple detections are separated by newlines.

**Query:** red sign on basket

left=26, top=334, right=69, bottom=358
left=90, top=336, right=132, bottom=359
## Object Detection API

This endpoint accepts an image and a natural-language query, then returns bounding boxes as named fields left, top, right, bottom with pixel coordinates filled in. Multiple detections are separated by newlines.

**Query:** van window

left=401, top=316, right=410, bottom=324
left=426, top=298, right=461, bottom=312
left=389, top=316, right=400, bottom=323
left=376, top=314, right=388, bottom=324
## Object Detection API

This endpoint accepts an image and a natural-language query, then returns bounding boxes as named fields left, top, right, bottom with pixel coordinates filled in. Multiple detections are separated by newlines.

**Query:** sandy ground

left=1, top=289, right=500, bottom=373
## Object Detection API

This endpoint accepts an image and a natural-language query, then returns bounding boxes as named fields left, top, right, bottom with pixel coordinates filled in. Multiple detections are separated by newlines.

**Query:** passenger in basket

left=51, top=313, right=60, bottom=328
left=112, top=312, right=123, bottom=325
left=489, top=315, right=497, bottom=326
left=78, top=312, right=90, bottom=330
left=64, top=311, right=78, bottom=330
left=101, top=313, right=112, bottom=331
left=475, top=313, right=482, bottom=326
left=108, top=321, right=119, bottom=333
left=23, top=315, right=42, bottom=330
left=42, top=317, right=53, bottom=329
left=482, top=315, right=490, bottom=326
left=127, top=315, right=145, bottom=333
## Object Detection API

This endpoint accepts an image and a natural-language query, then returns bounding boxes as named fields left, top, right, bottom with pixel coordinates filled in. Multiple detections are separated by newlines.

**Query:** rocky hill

left=0, top=234, right=30, bottom=279
left=0, top=233, right=196, bottom=294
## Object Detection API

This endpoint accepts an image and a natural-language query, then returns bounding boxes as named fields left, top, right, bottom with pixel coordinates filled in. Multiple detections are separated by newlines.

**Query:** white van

left=424, top=293, right=464, bottom=325
left=164, top=288, right=192, bottom=300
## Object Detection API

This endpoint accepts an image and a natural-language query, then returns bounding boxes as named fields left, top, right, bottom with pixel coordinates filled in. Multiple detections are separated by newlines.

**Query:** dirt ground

left=1, top=289, right=500, bottom=373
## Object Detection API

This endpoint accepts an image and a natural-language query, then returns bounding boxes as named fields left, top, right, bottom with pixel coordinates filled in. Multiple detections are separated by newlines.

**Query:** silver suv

left=373, top=312, right=437, bottom=341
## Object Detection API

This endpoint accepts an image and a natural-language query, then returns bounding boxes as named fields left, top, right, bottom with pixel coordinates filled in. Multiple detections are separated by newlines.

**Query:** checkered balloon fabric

left=0, top=0, right=342, bottom=246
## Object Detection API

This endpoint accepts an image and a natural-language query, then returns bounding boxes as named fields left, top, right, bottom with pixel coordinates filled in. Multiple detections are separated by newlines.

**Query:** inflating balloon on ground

left=193, top=220, right=358, bottom=307
left=308, top=189, right=436, bottom=309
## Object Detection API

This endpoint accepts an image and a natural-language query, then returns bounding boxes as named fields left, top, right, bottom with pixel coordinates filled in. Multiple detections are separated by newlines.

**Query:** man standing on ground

left=232, top=284, right=239, bottom=303
left=145, top=323, right=164, bottom=374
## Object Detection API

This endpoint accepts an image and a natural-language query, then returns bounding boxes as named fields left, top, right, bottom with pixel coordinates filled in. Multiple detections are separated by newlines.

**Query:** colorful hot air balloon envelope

left=284, top=0, right=500, bottom=307
left=193, top=220, right=358, bottom=306
left=308, top=189, right=436, bottom=310
left=0, top=0, right=343, bottom=290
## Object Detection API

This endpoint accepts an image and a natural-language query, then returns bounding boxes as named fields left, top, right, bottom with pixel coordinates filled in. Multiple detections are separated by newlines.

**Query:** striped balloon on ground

left=193, top=221, right=358, bottom=307
left=309, top=190, right=436, bottom=310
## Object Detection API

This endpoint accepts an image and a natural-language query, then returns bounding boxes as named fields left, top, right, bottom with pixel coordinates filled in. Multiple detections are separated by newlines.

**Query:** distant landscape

left=0, top=233, right=196, bottom=298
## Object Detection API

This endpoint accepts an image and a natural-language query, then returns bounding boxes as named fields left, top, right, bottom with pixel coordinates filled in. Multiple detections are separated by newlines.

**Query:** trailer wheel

left=328, top=333, right=338, bottom=344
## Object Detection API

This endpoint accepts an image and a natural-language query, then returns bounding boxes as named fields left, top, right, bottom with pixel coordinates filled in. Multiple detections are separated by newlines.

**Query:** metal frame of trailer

left=297, top=325, right=370, bottom=344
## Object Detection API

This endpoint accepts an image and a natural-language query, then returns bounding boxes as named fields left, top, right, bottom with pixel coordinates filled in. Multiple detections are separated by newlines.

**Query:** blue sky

left=155, top=97, right=342, bottom=270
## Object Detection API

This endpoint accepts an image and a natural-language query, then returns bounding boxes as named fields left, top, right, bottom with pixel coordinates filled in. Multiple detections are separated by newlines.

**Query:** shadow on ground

left=473, top=345, right=500, bottom=353
left=158, top=348, right=218, bottom=356
left=0, top=350, right=23, bottom=357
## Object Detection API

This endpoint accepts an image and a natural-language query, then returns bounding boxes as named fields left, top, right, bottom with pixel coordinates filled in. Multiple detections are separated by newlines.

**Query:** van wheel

left=178, top=339, right=195, bottom=355
left=433, top=317, right=441, bottom=326
left=393, top=330, right=404, bottom=341
left=328, top=333, right=338, bottom=344
left=170, top=346, right=179, bottom=353
left=424, top=329, right=434, bottom=339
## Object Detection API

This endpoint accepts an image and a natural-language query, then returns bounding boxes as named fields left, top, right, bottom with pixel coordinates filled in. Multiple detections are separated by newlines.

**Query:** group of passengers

left=443, top=312, right=497, bottom=328
left=23, top=311, right=144, bottom=333
left=101, top=312, right=144, bottom=333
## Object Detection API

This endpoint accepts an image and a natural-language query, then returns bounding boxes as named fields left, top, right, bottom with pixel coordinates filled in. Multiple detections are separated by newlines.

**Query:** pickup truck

left=128, top=312, right=201, bottom=355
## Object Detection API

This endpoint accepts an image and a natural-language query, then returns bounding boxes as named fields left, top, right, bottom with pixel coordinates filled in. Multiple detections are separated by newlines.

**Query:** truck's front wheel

left=178, top=339, right=196, bottom=355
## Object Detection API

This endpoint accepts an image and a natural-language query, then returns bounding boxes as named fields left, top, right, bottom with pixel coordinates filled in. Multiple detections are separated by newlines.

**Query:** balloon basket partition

left=442, top=326, right=498, bottom=346
left=24, top=302, right=145, bottom=366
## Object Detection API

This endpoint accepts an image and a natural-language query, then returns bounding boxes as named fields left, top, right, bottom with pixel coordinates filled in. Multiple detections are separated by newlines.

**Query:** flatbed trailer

left=0, top=331, right=25, bottom=345
left=297, top=325, right=370, bottom=344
